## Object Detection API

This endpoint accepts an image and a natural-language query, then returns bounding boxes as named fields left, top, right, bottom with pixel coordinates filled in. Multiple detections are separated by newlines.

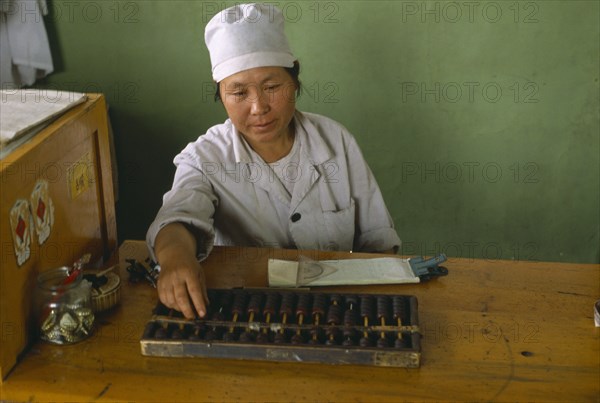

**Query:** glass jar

left=36, top=267, right=94, bottom=344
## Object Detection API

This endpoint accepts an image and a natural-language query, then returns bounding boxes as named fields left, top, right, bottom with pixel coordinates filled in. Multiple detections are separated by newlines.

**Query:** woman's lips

left=252, top=120, right=275, bottom=131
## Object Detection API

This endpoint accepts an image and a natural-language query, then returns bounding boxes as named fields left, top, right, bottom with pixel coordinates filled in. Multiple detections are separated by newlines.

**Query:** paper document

left=268, top=257, right=420, bottom=287
left=1, top=89, right=86, bottom=146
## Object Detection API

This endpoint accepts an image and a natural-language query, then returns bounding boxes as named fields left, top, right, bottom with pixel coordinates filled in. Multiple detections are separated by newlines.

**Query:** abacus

left=140, top=289, right=421, bottom=367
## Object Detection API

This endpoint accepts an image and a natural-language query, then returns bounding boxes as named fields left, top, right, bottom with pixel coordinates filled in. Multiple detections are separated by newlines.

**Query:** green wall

left=38, top=0, right=599, bottom=263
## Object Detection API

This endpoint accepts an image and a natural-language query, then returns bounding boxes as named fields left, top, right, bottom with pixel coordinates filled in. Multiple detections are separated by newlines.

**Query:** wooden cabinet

left=0, top=93, right=117, bottom=380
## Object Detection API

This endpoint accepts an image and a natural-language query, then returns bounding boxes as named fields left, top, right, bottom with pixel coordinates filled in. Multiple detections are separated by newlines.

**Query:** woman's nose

left=250, top=89, right=270, bottom=115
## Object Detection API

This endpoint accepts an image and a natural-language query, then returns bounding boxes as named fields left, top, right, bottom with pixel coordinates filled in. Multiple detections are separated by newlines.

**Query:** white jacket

left=146, top=110, right=400, bottom=260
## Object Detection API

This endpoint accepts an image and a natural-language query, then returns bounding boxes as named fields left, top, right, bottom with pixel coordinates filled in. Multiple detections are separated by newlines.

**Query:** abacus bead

left=342, top=338, right=354, bottom=346
left=377, top=337, right=389, bottom=348
left=359, top=337, right=371, bottom=347
left=223, top=332, right=236, bottom=342
left=264, top=293, right=280, bottom=314
left=274, top=333, right=286, bottom=343
left=377, top=296, right=390, bottom=320
left=155, top=327, right=168, bottom=339
left=188, top=327, right=202, bottom=341
left=279, top=293, right=296, bottom=315
left=239, top=331, right=253, bottom=342
left=312, top=294, right=327, bottom=315
left=395, top=337, right=407, bottom=348
left=393, top=297, right=405, bottom=319
left=326, top=303, right=342, bottom=325
left=326, top=328, right=339, bottom=343
left=291, top=334, right=303, bottom=344
left=232, top=292, right=247, bottom=314
left=247, top=293, right=263, bottom=313
left=256, top=333, right=269, bottom=343
left=360, top=296, right=374, bottom=319
left=171, top=328, right=185, bottom=339
left=296, top=293, right=311, bottom=315
left=309, top=328, right=321, bottom=344
left=344, top=309, right=358, bottom=326
left=143, top=323, right=156, bottom=339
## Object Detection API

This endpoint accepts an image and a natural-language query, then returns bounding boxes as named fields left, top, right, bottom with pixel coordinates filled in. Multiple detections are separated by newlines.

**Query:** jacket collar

left=293, top=110, right=334, bottom=166
left=230, top=111, right=334, bottom=166
left=229, top=111, right=335, bottom=211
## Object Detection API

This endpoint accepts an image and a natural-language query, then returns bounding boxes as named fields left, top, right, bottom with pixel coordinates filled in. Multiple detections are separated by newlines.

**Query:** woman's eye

left=230, top=91, right=246, bottom=99
left=264, top=84, right=280, bottom=92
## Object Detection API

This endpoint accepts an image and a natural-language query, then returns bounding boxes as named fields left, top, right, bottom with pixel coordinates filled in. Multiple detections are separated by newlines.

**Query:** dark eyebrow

left=225, top=74, right=281, bottom=90
left=260, top=74, right=278, bottom=83
left=224, top=82, right=245, bottom=90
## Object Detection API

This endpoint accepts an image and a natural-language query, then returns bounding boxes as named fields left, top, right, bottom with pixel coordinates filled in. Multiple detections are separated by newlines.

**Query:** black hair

left=213, top=60, right=301, bottom=102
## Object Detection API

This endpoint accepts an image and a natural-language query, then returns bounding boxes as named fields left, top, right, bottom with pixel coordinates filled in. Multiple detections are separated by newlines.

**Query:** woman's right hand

left=154, top=223, right=209, bottom=319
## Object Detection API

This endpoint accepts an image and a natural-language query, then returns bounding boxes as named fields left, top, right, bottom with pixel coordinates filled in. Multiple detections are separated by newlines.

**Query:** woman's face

left=220, top=66, right=298, bottom=149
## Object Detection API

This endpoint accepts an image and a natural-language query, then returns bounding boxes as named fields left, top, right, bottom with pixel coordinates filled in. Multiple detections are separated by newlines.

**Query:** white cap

left=204, top=3, right=295, bottom=82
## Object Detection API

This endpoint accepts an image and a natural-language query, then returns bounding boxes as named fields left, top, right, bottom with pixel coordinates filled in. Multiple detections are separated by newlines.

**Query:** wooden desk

left=1, top=241, right=598, bottom=401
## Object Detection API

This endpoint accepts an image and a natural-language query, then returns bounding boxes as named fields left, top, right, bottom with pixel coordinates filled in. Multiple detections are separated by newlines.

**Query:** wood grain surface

left=1, top=240, right=598, bottom=402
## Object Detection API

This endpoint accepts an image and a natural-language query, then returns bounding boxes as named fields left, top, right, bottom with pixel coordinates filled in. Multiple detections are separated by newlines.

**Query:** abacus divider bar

left=148, top=314, right=419, bottom=333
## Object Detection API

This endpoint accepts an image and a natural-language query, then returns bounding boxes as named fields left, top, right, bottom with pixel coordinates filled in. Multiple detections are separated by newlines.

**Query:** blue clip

left=408, top=253, right=449, bottom=281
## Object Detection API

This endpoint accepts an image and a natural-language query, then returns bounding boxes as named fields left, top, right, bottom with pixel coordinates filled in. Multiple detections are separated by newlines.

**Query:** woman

left=147, top=3, right=401, bottom=318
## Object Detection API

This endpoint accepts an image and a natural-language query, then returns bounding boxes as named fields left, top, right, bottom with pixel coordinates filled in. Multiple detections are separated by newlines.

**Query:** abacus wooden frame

left=140, top=290, right=421, bottom=368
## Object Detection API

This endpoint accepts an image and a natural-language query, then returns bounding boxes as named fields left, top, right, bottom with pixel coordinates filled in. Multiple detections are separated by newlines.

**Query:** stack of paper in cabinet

left=0, top=89, right=86, bottom=154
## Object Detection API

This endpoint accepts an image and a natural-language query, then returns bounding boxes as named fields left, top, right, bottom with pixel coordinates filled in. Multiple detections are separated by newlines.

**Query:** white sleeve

left=344, top=131, right=401, bottom=252
left=146, top=148, right=218, bottom=262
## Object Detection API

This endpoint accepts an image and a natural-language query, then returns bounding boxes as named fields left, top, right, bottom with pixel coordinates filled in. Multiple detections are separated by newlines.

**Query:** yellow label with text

left=68, top=152, right=93, bottom=199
